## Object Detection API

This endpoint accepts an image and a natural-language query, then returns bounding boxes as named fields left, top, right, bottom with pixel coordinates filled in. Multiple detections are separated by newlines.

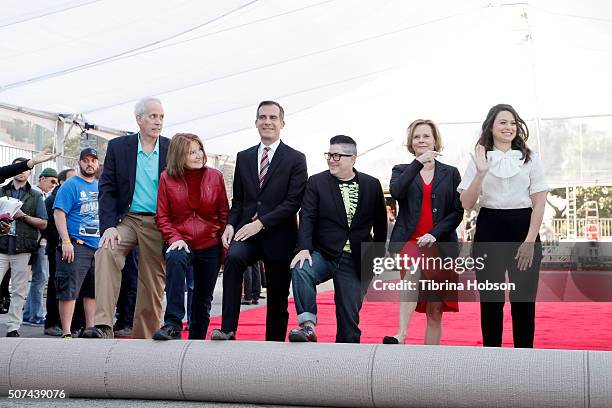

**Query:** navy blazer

left=99, top=133, right=169, bottom=234
left=297, top=169, right=387, bottom=272
left=228, top=140, right=307, bottom=261
left=388, top=160, right=463, bottom=253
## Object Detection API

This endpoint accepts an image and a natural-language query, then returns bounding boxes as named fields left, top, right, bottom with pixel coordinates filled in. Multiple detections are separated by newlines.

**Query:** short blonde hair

left=405, top=119, right=443, bottom=154
left=166, top=133, right=207, bottom=178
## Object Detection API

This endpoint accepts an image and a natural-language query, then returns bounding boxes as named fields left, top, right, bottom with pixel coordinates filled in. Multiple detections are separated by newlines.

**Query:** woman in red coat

left=154, top=133, right=229, bottom=340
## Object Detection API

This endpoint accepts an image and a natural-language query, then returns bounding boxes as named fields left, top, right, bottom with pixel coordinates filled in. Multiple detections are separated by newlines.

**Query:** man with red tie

left=211, top=101, right=307, bottom=341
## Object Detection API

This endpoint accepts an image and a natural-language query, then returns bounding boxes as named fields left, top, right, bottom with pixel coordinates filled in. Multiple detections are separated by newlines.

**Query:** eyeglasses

left=324, top=152, right=353, bottom=161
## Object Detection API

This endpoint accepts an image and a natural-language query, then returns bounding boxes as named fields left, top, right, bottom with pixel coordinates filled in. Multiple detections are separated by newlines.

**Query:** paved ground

left=0, top=399, right=321, bottom=408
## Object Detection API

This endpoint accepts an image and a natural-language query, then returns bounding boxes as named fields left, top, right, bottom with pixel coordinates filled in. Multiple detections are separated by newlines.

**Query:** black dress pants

left=221, top=239, right=291, bottom=341
left=473, top=207, right=542, bottom=348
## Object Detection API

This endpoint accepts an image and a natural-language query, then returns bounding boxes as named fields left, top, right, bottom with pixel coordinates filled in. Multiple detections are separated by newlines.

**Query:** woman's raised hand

left=470, top=145, right=489, bottom=174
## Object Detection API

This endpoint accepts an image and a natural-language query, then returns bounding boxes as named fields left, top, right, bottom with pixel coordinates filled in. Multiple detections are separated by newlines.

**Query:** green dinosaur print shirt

left=338, top=176, right=359, bottom=253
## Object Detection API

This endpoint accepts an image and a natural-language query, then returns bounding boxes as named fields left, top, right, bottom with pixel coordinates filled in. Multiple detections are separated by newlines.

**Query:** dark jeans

left=163, top=244, right=221, bottom=339
left=186, top=265, right=194, bottom=324
left=243, top=262, right=261, bottom=300
left=45, top=245, right=85, bottom=331
left=292, top=251, right=366, bottom=343
left=221, top=240, right=291, bottom=341
left=115, top=248, right=139, bottom=330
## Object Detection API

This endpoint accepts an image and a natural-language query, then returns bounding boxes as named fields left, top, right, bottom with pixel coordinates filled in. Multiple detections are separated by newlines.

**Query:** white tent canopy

left=2, top=0, right=611, bottom=185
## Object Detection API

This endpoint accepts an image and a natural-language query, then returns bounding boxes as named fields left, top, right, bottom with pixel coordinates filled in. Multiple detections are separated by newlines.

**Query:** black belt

left=130, top=211, right=155, bottom=216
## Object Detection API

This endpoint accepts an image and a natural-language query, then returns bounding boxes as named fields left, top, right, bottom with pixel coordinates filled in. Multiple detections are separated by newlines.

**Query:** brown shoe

left=210, top=329, right=236, bottom=340
left=81, top=325, right=114, bottom=339
left=114, top=327, right=133, bottom=337
left=288, top=326, right=317, bottom=342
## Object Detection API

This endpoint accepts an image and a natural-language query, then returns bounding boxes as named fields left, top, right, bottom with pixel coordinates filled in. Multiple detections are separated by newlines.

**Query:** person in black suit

left=383, top=119, right=463, bottom=345
left=210, top=101, right=307, bottom=342
left=288, top=135, right=387, bottom=343
left=81, top=97, right=170, bottom=339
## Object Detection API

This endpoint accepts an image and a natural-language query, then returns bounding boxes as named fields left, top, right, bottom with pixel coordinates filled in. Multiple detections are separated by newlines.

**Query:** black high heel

left=382, top=335, right=400, bottom=344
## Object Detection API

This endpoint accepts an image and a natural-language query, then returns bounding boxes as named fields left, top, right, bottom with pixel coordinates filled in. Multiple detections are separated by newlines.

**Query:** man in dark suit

left=82, top=97, right=169, bottom=339
left=288, top=135, right=387, bottom=343
left=211, top=101, right=307, bottom=341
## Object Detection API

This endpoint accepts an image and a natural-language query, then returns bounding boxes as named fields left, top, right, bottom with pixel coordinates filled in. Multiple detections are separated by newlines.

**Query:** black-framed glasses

left=324, top=152, right=353, bottom=161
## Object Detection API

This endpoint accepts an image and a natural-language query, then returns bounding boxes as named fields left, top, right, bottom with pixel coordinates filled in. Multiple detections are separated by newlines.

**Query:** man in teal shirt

left=131, top=136, right=160, bottom=213
left=82, top=97, right=170, bottom=339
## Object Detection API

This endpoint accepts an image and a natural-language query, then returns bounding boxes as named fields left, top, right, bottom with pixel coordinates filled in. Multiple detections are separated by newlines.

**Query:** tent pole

left=56, top=121, right=65, bottom=170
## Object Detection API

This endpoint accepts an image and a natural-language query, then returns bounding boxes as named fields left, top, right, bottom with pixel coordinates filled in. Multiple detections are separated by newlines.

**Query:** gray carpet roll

left=372, top=345, right=586, bottom=408
left=181, top=342, right=375, bottom=407
left=588, top=350, right=612, bottom=408
left=1, top=338, right=610, bottom=407
left=5, top=338, right=115, bottom=397
left=102, top=339, right=192, bottom=400
left=0, top=337, right=22, bottom=394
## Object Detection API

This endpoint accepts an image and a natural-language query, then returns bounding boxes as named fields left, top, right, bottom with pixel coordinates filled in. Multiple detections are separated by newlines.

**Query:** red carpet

left=192, top=291, right=612, bottom=350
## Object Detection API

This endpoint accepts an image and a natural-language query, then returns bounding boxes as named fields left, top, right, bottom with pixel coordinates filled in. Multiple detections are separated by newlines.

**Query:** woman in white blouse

left=458, top=104, right=548, bottom=348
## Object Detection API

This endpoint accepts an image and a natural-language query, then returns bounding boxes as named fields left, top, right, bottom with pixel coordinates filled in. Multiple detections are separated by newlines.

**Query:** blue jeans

left=291, top=251, right=366, bottom=343
left=163, top=245, right=221, bottom=339
left=24, top=244, right=49, bottom=321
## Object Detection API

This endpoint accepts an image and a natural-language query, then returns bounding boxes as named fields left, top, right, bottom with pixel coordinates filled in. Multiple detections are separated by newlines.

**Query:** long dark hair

left=477, top=104, right=531, bottom=163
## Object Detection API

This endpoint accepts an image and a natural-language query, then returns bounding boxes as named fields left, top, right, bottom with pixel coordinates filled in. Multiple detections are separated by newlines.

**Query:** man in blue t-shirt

left=53, top=148, right=100, bottom=338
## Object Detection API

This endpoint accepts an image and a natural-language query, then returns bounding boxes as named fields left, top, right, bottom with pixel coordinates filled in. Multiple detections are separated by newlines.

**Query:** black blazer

left=99, top=133, right=169, bottom=234
left=388, top=160, right=463, bottom=253
left=297, top=169, right=387, bottom=271
left=228, top=140, right=307, bottom=261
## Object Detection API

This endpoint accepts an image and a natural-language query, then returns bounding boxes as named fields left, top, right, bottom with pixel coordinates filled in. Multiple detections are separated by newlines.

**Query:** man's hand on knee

left=99, top=227, right=121, bottom=250
left=290, top=249, right=312, bottom=269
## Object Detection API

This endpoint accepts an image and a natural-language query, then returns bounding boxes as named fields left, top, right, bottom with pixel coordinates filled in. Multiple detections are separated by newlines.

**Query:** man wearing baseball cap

left=53, top=148, right=100, bottom=338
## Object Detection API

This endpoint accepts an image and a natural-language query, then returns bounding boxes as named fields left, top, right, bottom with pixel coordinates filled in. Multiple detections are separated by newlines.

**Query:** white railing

left=551, top=218, right=612, bottom=239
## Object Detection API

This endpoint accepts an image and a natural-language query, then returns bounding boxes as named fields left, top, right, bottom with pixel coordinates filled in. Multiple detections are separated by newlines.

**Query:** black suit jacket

left=388, top=160, right=463, bottom=253
left=0, top=160, right=31, bottom=184
left=228, top=140, right=307, bottom=260
left=99, top=133, right=169, bottom=234
left=297, top=169, right=387, bottom=272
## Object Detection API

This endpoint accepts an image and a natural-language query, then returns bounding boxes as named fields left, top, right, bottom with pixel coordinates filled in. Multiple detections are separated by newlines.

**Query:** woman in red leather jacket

left=154, top=133, right=229, bottom=340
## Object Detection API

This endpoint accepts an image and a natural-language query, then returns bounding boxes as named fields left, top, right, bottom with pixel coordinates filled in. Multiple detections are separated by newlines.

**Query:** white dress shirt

left=257, top=139, right=281, bottom=174
left=32, top=185, right=49, bottom=201
left=457, top=148, right=549, bottom=209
